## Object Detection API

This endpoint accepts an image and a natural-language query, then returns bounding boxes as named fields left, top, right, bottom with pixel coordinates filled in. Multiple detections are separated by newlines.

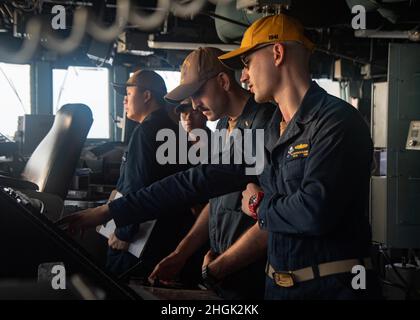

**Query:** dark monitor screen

left=16, top=114, right=55, bottom=156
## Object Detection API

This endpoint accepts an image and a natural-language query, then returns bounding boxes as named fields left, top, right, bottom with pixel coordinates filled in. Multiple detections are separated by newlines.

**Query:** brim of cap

left=175, top=103, right=192, bottom=114
left=218, top=44, right=259, bottom=70
left=164, top=79, right=207, bottom=104
left=112, top=83, right=136, bottom=95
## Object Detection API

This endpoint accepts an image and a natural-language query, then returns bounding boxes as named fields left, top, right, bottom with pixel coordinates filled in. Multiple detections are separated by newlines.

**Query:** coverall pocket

left=283, top=158, right=305, bottom=182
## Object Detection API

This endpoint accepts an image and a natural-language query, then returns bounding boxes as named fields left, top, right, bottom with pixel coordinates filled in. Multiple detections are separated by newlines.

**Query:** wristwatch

left=201, top=264, right=218, bottom=289
left=248, top=191, right=264, bottom=220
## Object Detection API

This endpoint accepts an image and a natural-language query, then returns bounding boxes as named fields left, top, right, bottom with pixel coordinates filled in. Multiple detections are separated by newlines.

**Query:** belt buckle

left=273, top=271, right=295, bottom=288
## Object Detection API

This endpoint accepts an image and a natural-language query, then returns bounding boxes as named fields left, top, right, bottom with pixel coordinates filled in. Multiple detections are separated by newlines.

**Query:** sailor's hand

left=148, top=250, right=187, bottom=285
left=241, top=183, right=263, bottom=217
left=108, top=232, right=130, bottom=251
left=202, top=250, right=217, bottom=269
left=56, top=204, right=111, bottom=234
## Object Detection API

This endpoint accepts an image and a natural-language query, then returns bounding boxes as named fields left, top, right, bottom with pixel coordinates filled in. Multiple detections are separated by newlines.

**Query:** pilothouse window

left=0, top=63, right=31, bottom=139
left=53, top=66, right=110, bottom=139
left=155, top=70, right=181, bottom=92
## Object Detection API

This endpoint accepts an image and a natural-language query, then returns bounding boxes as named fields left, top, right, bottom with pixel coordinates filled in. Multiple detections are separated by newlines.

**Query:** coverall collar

left=265, top=81, right=326, bottom=152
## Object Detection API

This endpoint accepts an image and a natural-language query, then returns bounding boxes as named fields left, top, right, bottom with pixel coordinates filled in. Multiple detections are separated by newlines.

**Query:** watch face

left=202, top=265, right=210, bottom=280
left=202, top=265, right=216, bottom=288
left=249, top=194, right=257, bottom=205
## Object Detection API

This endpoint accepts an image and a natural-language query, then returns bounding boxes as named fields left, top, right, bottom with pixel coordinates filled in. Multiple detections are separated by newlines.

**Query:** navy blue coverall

left=258, top=82, right=381, bottom=299
left=107, top=107, right=194, bottom=276
left=207, top=98, right=274, bottom=299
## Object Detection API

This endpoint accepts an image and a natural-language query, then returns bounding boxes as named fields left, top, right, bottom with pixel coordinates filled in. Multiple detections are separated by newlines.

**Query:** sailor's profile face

left=190, top=76, right=227, bottom=121
left=180, top=106, right=207, bottom=133
left=124, top=86, right=144, bottom=122
left=240, top=44, right=277, bottom=103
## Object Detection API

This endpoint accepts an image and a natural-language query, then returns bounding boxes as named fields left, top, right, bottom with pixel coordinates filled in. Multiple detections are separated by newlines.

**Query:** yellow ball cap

left=219, top=14, right=315, bottom=69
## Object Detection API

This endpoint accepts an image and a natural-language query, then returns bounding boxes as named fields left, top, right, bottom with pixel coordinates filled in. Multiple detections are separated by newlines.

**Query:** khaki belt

left=266, top=258, right=372, bottom=288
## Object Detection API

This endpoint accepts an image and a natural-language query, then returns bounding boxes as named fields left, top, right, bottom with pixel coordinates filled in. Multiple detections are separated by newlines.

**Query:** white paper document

left=97, top=191, right=156, bottom=258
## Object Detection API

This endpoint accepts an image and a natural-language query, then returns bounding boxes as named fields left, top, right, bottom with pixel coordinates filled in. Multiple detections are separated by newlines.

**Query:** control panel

left=1, top=187, right=44, bottom=213
left=0, top=132, right=17, bottom=156
left=406, top=121, right=420, bottom=150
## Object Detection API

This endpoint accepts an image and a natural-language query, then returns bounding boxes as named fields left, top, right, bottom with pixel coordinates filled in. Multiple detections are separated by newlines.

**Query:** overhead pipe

left=0, top=0, right=243, bottom=62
